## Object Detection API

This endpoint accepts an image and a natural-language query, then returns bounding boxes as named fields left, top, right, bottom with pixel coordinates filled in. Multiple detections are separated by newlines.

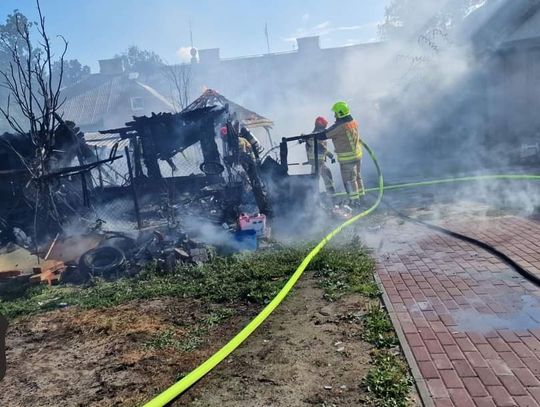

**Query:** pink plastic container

left=238, top=213, right=267, bottom=237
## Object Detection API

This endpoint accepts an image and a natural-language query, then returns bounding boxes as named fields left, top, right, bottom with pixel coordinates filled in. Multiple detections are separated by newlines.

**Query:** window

left=130, top=97, right=144, bottom=111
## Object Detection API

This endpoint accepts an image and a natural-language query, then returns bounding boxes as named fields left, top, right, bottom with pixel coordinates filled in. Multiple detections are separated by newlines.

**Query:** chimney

left=198, top=48, right=220, bottom=65
left=296, top=36, right=320, bottom=53
left=98, top=57, right=125, bottom=75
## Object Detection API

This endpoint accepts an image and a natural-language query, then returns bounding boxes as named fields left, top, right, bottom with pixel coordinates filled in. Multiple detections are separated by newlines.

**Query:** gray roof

left=60, top=74, right=174, bottom=129
left=61, top=75, right=124, bottom=128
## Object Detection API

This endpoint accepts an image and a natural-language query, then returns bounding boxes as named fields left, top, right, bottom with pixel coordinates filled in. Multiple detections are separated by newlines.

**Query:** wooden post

left=280, top=138, right=288, bottom=174
left=95, top=146, right=104, bottom=188
left=125, top=146, right=142, bottom=229
left=313, top=134, right=320, bottom=194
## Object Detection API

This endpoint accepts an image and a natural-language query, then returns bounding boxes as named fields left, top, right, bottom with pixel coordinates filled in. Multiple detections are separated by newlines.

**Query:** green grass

left=145, top=329, right=182, bottom=350
left=145, top=327, right=206, bottom=352
left=311, top=237, right=378, bottom=301
left=0, top=242, right=377, bottom=319
left=0, top=248, right=289, bottom=318
left=0, top=236, right=413, bottom=405
left=145, top=306, right=237, bottom=352
left=364, top=350, right=414, bottom=407
left=361, top=304, right=399, bottom=348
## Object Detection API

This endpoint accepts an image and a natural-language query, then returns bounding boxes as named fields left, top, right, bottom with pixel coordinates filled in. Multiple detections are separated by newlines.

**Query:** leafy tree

left=52, top=59, right=91, bottom=87
left=379, top=0, right=483, bottom=41
left=117, top=45, right=163, bottom=73
left=0, top=10, right=36, bottom=131
left=0, top=10, right=34, bottom=60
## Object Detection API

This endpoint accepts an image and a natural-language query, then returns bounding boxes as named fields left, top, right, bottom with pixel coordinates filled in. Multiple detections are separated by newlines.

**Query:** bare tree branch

left=162, top=63, right=192, bottom=112
left=0, top=0, right=70, bottom=239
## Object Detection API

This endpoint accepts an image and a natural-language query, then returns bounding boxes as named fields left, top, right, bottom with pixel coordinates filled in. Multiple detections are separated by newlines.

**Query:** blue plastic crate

left=233, top=229, right=258, bottom=251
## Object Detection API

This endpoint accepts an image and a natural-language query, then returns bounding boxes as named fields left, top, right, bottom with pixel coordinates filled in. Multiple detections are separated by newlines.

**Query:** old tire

left=79, top=246, right=126, bottom=277
left=100, top=234, right=136, bottom=253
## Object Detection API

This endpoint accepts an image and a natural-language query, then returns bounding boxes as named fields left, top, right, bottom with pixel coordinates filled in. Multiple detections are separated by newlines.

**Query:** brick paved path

left=376, top=216, right=540, bottom=407
left=447, top=216, right=540, bottom=280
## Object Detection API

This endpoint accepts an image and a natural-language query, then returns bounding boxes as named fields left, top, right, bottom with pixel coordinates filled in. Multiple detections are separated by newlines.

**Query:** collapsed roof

left=182, top=89, right=273, bottom=130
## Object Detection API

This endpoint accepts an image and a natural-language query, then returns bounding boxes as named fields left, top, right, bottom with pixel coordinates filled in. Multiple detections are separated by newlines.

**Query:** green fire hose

left=143, top=139, right=540, bottom=406
left=142, top=141, right=384, bottom=406
left=365, top=174, right=540, bottom=193
left=328, top=174, right=540, bottom=197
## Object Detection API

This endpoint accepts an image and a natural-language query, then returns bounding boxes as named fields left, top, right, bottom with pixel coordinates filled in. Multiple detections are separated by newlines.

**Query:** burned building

left=0, top=119, right=115, bottom=245
left=84, top=90, right=279, bottom=233
left=0, top=91, right=284, bottom=290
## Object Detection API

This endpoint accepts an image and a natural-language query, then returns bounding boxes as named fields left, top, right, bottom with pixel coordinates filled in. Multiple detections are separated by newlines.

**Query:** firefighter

left=220, top=125, right=272, bottom=216
left=220, top=125, right=258, bottom=158
left=227, top=120, right=264, bottom=159
left=304, top=116, right=336, bottom=194
left=323, top=101, right=364, bottom=201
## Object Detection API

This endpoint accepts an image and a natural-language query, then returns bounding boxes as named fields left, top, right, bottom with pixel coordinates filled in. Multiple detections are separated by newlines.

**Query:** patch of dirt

left=184, top=275, right=373, bottom=407
left=0, top=274, right=380, bottom=407
left=0, top=298, right=252, bottom=407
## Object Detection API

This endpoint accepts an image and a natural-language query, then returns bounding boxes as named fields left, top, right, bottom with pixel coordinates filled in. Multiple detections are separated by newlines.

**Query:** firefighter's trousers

left=339, top=159, right=364, bottom=199
left=311, top=160, right=335, bottom=194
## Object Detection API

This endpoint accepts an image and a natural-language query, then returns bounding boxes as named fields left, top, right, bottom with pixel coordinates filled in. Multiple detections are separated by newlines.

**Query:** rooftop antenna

left=189, top=20, right=194, bottom=48
left=189, top=20, right=197, bottom=63
left=265, top=21, right=271, bottom=54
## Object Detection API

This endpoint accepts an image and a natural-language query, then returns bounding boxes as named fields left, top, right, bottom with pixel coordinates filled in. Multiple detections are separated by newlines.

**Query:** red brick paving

left=447, top=216, right=540, bottom=280
left=377, top=216, right=540, bottom=407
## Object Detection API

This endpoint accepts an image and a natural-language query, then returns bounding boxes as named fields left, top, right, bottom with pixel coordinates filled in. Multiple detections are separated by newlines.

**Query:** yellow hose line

left=142, top=141, right=384, bottom=407
left=330, top=174, right=540, bottom=197
left=143, top=146, right=540, bottom=406
left=364, top=174, right=540, bottom=193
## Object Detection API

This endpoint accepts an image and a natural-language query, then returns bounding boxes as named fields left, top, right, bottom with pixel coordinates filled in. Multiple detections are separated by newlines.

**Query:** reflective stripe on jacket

left=326, top=116, right=362, bottom=162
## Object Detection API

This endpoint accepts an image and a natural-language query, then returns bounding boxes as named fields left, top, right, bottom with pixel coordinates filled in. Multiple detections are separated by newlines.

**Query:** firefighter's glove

left=327, top=152, right=336, bottom=164
left=253, top=142, right=264, bottom=155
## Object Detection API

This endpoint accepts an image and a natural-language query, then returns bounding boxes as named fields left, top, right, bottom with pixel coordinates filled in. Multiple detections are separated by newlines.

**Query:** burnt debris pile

left=0, top=90, right=322, bottom=293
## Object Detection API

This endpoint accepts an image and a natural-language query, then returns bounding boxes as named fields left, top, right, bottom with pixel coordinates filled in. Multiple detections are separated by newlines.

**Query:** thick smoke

left=270, top=0, right=539, bottom=216
left=71, top=0, right=540, bottom=248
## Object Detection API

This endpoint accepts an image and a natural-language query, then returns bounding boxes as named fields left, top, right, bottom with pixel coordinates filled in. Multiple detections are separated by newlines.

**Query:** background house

left=60, top=57, right=174, bottom=132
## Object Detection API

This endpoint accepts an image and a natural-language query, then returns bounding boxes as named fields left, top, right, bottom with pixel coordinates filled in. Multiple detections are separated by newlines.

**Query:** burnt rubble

left=0, top=94, right=280, bottom=292
left=0, top=87, right=342, bottom=295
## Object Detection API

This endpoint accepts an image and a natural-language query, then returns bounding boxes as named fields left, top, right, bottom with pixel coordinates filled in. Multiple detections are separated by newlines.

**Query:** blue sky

left=0, top=0, right=389, bottom=71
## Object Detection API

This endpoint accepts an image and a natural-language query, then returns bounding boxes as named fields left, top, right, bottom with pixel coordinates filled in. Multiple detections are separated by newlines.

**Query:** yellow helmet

left=332, top=101, right=350, bottom=118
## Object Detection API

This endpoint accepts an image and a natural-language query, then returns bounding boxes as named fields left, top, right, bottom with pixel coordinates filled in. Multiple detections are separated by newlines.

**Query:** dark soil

left=0, top=274, right=381, bottom=407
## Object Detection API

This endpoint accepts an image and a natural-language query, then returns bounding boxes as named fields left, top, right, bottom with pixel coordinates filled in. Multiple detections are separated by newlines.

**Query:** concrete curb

left=374, top=271, right=434, bottom=407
